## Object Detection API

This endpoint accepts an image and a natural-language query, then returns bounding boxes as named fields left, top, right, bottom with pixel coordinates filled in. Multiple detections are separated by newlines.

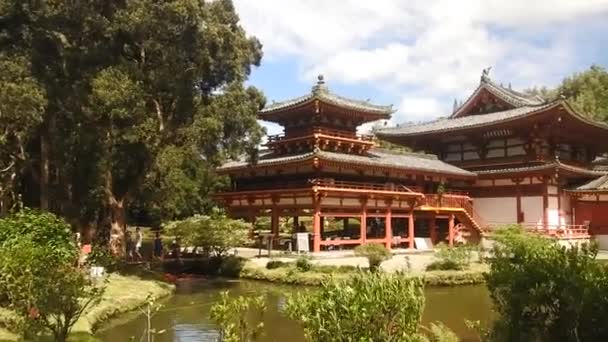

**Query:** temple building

left=217, top=71, right=608, bottom=250
left=377, top=69, right=608, bottom=247
left=216, top=76, right=483, bottom=252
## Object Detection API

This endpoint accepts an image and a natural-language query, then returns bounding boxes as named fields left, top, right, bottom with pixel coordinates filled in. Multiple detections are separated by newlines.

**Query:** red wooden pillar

left=408, top=210, right=415, bottom=249
left=448, top=214, right=455, bottom=247
left=271, top=208, right=279, bottom=237
left=429, top=214, right=437, bottom=244
left=360, top=198, right=367, bottom=244
left=385, top=204, right=393, bottom=249
left=313, top=198, right=321, bottom=253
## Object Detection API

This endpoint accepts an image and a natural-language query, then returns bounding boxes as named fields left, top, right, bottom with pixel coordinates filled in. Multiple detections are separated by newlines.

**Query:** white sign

left=296, top=233, right=310, bottom=253
left=414, top=237, right=432, bottom=250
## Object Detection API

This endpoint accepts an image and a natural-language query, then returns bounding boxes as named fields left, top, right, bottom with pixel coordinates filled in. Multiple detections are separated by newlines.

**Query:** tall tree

left=558, top=64, right=608, bottom=122
left=0, top=55, right=46, bottom=214
left=0, top=0, right=264, bottom=254
left=89, top=0, right=264, bottom=254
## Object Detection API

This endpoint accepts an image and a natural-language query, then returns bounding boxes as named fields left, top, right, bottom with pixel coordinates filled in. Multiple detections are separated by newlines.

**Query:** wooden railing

left=521, top=224, right=589, bottom=238
left=422, top=194, right=472, bottom=210
left=310, top=179, right=422, bottom=193
left=267, top=127, right=375, bottom=144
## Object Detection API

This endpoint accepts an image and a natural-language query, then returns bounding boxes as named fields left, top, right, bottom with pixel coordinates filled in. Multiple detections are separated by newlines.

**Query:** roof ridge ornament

left=311, top=74, right=328, bottom=94
left=481, top=66, right=492, bottom=83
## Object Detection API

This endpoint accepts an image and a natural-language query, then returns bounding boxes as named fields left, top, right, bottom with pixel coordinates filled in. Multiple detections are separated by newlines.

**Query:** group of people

left=125, top=229, right=181, bottom=262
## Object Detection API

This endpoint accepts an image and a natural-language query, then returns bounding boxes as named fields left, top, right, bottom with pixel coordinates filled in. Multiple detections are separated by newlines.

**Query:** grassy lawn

left=0, top=273, right=174, bottom=341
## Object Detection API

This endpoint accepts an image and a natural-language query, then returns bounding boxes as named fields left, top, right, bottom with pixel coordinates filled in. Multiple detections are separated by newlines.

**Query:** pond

left=96, top=279, right=494, bottom=341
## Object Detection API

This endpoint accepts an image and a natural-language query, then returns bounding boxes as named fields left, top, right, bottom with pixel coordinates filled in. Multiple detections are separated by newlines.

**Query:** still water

left=97, top=279, right=493, bottom=342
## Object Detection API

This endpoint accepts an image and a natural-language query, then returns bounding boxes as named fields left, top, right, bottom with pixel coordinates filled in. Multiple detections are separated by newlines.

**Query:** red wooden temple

left=218, top=70, right=608, bottom=250
left=216, top=76, right=483, bottom=252
left=377, top=69, right=608, bottom=246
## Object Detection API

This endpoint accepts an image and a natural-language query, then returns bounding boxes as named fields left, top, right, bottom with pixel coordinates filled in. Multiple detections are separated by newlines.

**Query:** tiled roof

left=568, top=175, right=608, bottom=192
left=218, top=148, right=475, bottom=178
left=476, top=161, right=608, bottom=177
left=260, top=75, right=393, bottom=117
left=377, top=103, right=555, bottom=137
left=451, top=76, right=546, bottom=118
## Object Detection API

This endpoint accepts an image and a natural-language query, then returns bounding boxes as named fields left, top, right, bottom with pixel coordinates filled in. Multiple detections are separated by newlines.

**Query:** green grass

left=0, top=273, right=174, bottom=341
left=240, top=261, right=488, bottom=287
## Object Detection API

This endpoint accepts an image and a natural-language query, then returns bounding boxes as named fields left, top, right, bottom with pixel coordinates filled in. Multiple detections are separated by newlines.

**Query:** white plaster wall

left=521, top=196, right=543, bottom=225
left=548, top=196, right=559, bottom=209
left=548, top=185, right=558, bottom=195
left=594, top=235, right=608, bottom=250
left=474, top=197, right=517, bottom=225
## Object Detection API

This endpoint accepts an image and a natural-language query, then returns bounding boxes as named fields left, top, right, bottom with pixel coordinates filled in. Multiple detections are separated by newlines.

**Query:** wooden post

left=313, top=196, right=321, bottom=252
left=293, top=216, right=299, bottom=234
left=408, top=210, right=415, bottom=249
left=360, top=198, right=367, bottom=244
left=271, top=208, right=279, bottom=251
left=385, top=205, right=393, bottom=249
left=429, top=214, right=437, bottom=244
left=448, top=214, right=455, bottom=247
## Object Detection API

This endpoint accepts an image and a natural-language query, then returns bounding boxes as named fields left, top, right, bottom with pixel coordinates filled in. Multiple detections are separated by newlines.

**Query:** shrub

left=428, top=243, right=473, bottom=271
left=313, top=264, right=358, bottom=274
left=295, top=256, right=312, bottom=272
left=210, top=291, right=266, bottom=342
left=87, top=244, right=121, bottom=272
left=0, top=208, right=77, bottom=262
left=163, top=209, right=251, bottom=258
left=266, top=260, right=286, bottom=270
left=354, top=243, right=391, bottom=272
left=485, top=227, right=608, bottom=342
left=285, top=272, right=428, bottom=341
left=0, top=236, right=103, bottom=341
left=218, top=256, right=246, bottom=277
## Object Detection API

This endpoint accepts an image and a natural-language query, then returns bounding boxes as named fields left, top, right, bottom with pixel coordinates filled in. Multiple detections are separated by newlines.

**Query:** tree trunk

left=40, top=129, right=49, bottom=210
left=108, top=197, right=126, bottom=256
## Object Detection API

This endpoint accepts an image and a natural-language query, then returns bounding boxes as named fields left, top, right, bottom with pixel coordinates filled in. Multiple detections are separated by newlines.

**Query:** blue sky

left=234, top=0, right=608, bottom=135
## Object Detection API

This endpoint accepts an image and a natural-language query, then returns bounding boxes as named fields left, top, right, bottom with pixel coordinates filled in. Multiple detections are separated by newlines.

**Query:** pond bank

left=239, top=261, right=488, bottom=287
left=0, top=274, right=174, bottom=341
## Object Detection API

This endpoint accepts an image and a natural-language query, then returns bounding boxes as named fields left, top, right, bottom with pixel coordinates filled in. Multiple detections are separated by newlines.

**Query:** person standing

left=153, top=231, right=163, bottom=260
left=134, top=227, right=143, bottom=262
left=125, top=231, right=134, bottom=262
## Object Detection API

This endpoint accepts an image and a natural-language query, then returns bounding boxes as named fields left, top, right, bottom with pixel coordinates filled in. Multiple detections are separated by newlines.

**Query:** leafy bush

left=354, top=243, right=391, bottom=272
left=285, top=272, right=428, bottom=341
left=295, top=256, right=312, bottom=272
left=87, top=244, right=121, bottom=272
left=0, top=208, right=77, bottom=262
left=218, top=256, right=246, bottom=277
left=485, top=227, right=608, bottom=342
left=0, top=236, right=103, bottom=341
left=427, top=243, right=473, bottom=271
left=210, top=291, right=266, bottom=342
left=266, top=260, right=286, bottom=270
left=164, top=209, right=251, bottom=258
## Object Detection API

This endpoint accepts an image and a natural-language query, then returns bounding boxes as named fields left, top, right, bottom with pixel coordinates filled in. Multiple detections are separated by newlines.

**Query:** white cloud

left=235, top=0, right=608, bottom=122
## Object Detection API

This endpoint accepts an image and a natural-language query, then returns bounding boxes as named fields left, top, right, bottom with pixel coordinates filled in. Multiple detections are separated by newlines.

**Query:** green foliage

left=210, top=291, right=266, bottom=342
left=164, top=209, right=251, bottom=258
left=558, top=65, right=608, bottom=122
left=0, top=0, right=265, bottom=240
left=217, top=256, right=246, bottom=278
left=354, top=243, right=391, bottom=272
left=427, top=243, right=473, bottom=271
left=0, top=208, right=77, bottom=262
left=285, top=272, right=427, bottom=341
left=87, top=244, right=121, bottom=272
left=266, top=260, right=286, bottom=270
left=485, top=227, right=608, bottom=342
left=0, top=237, right=103, bottom=342
left=295, top=256, right=313, bottom=272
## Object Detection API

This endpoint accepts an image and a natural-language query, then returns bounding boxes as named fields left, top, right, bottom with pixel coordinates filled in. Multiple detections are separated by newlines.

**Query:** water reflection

left=96, top=279, right=492, bottom=342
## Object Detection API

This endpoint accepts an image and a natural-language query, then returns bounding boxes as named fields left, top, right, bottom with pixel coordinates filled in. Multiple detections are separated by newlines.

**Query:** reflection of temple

left=216, top=76, right=482, bottom=252
left=378, top=71, right=608, bottom=246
